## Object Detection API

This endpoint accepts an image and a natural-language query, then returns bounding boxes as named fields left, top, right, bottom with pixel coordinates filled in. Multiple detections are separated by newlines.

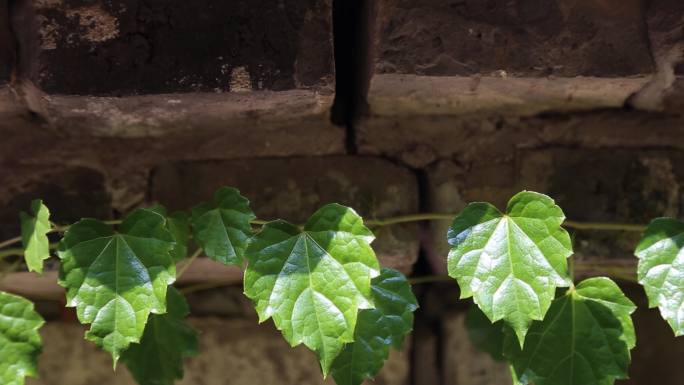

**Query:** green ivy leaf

left=635, top=217, right=684, bottom=335
left=150, top=205, right=190, bottom=262
left=122, top=287, right=198, bottom=385
left=57, top=208, right=176, bottom=364
left=447, top=191, right=573, bottom=344
left=20, top=199, right=51, bottom=274
left=244, top=203, right=380, bottom=376
left=331, top=268, right=418, bottom=385
left=0, top=291, right=45, bottom=385
left=465, top=304, right=505, bottom=362
left=191, top=187, right=255, bottom=265
left=504, top=277, right=636, bottom=385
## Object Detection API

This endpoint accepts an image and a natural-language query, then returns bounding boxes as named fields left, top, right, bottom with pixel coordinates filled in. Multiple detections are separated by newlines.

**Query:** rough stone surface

left=18, top=0, right=333, bottom=95
left=519, top=148, right=684, bottom=260
left=28, top=318, right=410, bottom=385
left=0, top=0, right=11, bottom=83
left=374, top=0, right=653, bottom=77
left=0, top=165, right=111, bottom=240
left=151, top=156, right=420, bottom=274
left=360, top=107, right=684, bottom=168
left=442, top=311, right=512, bottom=385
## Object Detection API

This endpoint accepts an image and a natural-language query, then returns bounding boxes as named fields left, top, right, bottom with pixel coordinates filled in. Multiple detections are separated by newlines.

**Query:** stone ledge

left=366, top=74, right=648, bottom=118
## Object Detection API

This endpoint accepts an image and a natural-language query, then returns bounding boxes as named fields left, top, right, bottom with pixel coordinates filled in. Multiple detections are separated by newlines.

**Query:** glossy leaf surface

left=0, top=292, right=44, bottom=385
left=635, top=218, right=684, bottom=335
left=448, top=191, right=573, bottom=344
left=58, top=208, right=176, bottom=363
left=244, top=203, right=380, bottom=375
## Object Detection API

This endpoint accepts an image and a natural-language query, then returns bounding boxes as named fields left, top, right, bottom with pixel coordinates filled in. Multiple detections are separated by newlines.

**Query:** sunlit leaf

left=0, top=291, right=44, bottom=385
left=244, top=203, right=380, bottom=375
left=448, top=191, right=572, bottom=344
left=20, top=200, right=51, bottom=274
left=57, top=208, right=176, bottom=364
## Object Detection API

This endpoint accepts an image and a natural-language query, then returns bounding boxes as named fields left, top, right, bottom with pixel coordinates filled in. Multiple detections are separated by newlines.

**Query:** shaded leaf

left=447, top=191, right=572, bottom=344
left=150, top=205, right=190, bottom=262
left=505, top=278, right=636, bottom=385
left=331, top=268, right=418, bottom=385
left=58, top=208, right=176, bottom=364
left=634, top=217, right=684, bottom=335
left=191, top=187, right=255, bottom=265
left=20, top=199, right=51, bottom=274
left=122, top=287, right=198, bottom=385
left=0, top=291, right=44, bottom=385
left=244, top=203, right=380, bottom=375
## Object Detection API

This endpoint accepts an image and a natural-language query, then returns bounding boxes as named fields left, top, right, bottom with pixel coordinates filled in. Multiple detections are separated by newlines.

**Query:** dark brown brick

left=0, top=165, right=111, bottom=241
left=18, top=0, right=333, bottom=95
left=374, top=0, right=652, bottom=77
left=0, top=0, right=11, bottom=83
left=151, top=156, right=420, bottom=274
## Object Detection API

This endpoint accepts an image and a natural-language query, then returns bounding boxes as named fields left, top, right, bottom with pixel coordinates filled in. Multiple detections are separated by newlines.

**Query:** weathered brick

left=645, top=0, right=684, bottom=73
left=18, top=0, right=333, bottom=95
left=360, top=104, right=684, bottom=168
left=0, top=166, right=111, bottom=241
left=151, top=156, right=420, bottom=274
left=374, top=0, right=652, bottom=77
left=442, top=311, right=512, bottom=385
left=519, top=148, right=684, bottom=260
left=32, top=319, right=410, bottom=385
left=0, top=0, right=11, bottom=83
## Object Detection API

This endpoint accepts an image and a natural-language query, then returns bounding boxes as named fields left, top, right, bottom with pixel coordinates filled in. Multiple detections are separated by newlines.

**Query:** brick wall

left=1, top=1, right=684, bottom=384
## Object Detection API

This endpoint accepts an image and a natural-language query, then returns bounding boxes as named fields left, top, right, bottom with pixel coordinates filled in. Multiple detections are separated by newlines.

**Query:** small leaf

left=150, top=205, right=190, bottom=262
left=20, top=199, right=51, bottom=274
left=505, top=277, right=636, bottom=385
left=244, top=203, right=380, bottom=375
left=191, top=187, right=255, bottom=265
left=634, top=217, right=684, bottom=335
left=465, top=305, right=505, bottom=362
left=447, top=191, right=573, bottom=344
left=0, top=291, right=45, bottom=385
left=331, top=268, right=418, bottom=385
left=58, top=208, right=176, bottom=364
left=122, top=287, right=198, bottom=385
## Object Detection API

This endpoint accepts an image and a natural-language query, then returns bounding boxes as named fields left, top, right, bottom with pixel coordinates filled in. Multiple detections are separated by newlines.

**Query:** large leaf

left=57, top=208, right=176, bottom=364
left=447, top=191, right=573, bottom=344
left=635, top=217, right=684, bottom=335
left=122, top=287, right=198, bottom=385
left=331, top=268, right=418, bottom=385
left=244, top=203, right=380, bottom=375
left=191, top=187, right=255, bottom=265
left=504, top=278, right=636, bottom=385
left=20, top=199, right=51, bottom=274
left=0, top=291, right=45, bottom=385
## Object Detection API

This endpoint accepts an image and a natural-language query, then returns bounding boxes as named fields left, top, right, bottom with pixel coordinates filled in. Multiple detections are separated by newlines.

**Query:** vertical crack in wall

left=331, top=0, right=374, bottom=154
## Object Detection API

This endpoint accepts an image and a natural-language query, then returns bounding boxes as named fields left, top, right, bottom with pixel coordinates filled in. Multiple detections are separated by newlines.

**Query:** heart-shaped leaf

left=635, top=217, right=684, bottom=335
left=20, top=200, right=51, bottom=274
left=122, top=287, right=198, bottom=385
left=244, top=203, right=380, bottom=375
left=331, top=268, right=418, bottom=385
left=191, top=187, right=255, bottom=265
left=58, top=208, right=176, bottom=364
left=505, top=277, right=636, bottom=385
left=448, top=191, right=573, bottom=344
left=0, top=291, right=45, bottom=385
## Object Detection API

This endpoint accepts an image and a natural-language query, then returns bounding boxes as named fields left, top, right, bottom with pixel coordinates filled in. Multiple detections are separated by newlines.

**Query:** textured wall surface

left=2, top=0, right=684, bottom=384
